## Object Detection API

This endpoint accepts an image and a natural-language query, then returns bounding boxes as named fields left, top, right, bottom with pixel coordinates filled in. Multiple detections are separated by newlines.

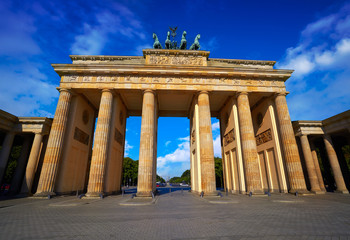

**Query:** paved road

left=0, top=190, right=350, bottom=239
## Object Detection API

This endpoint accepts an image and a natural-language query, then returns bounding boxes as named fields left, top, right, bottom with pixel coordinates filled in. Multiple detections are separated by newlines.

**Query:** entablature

left=52, top=64, right=292, bottom=81
left=293, top=121, right=324, bottom=136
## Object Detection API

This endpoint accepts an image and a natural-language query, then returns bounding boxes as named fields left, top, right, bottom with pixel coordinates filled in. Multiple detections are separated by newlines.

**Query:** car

left=180, top=183, right=189, bottom=187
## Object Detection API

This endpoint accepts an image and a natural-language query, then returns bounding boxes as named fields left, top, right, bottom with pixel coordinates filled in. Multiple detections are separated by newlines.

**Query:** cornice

left=0, top=109, right=18, bottom=122
left=52, top=64, right=293, bottom=80
left=209, top=58, right=276, bottom=67
left=70, top=55, right=143, bottom=62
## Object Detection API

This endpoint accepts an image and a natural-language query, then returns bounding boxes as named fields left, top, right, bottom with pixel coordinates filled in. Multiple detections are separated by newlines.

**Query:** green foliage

left=181, top=169, right=190, bottom=184
left=156, top=175, right=166, bottom=183
left=215, top=157, right=223, bottom=188
left=3, top=145, right=22, bottom=184
left=122, top=157, right=138, bottom=186
left=169, top=170, right=191, bottom=184
left=169, top=176, right=183, bottom=183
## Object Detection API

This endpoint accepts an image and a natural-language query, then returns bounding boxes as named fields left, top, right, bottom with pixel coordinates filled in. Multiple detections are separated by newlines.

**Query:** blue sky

left=1, top=0, right=350, bottom=179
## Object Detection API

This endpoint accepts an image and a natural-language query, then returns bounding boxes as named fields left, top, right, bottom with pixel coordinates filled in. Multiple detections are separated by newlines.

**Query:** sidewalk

left=0, top=190, right=349, bottom=239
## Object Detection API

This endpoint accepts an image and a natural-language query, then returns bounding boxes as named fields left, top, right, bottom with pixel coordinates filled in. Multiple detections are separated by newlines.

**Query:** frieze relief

left=149, top=55, right=204, bottom=66
left=255, top=128, right=272, bottom=146
left=115, top=128, right=124, bottom=145
left=74, top=127, right=89, bottom=145
left=191, top=130, right=195, bottom=145
left=224, top=129, right=235, bottom=146
left=62, top=75, right=284, bottom=88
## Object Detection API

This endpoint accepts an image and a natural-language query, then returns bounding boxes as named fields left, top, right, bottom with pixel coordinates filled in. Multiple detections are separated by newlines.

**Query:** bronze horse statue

left=165, top=31, right=171, bottom=49
left=153, top=33, right=162, bottom=49
left=189, top=34, right=200, bottom=50
left=180, top=31, right=187, bottom=50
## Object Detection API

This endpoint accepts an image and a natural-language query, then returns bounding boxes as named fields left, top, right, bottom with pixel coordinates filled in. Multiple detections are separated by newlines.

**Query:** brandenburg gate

left=32, top=47, right=324, bottom=198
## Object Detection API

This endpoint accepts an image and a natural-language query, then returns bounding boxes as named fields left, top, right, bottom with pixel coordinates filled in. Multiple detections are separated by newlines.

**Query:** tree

left=169, top=169, right=191, bottom=184
left=214, top=157, right=223, bottom=188
left=3, top=145, right=22, bottom=184
left=122, top=157, right=138, bottom=186
left=169, top=176, right=182, bottom=183
left=181, top=170, right=191, bottom=184
left=156, top=175, right=166, bottom=183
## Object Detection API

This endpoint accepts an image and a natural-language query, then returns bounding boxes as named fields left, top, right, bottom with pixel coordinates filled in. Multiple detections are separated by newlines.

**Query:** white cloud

left=211, top=121, right=220, bottom=131
left=157, top=137, right=190, bottom=178
left=165, top=141, right=171, bottom=147
left=213, top=135, right=222, bottom=157
left=70, top=5, right=146, bottom=55
left=0, top=2, right=41, bottom=56
left=0, top=2, right=58, bottom=116
left=157, top=127, right=223, bottom=178
left=178, top=136, right=189, bottom=142
left=277, top=3, right=350, bottom=120
left=124, top=140, right=133, bottom=157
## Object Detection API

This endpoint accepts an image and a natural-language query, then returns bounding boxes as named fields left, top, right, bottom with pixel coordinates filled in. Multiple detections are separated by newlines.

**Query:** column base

left=310, top=189, right=326, bottom=194
left=335, top=189, right=349, bottom=194
left=136, top=191, right=154, bottom=197
left=33, top=191, right=56, bottom=198
left=85, top=192, right=105, bottom=198
left=313, top=191, right=326, bottom=194
left=202, top=191, right=218, bottom=196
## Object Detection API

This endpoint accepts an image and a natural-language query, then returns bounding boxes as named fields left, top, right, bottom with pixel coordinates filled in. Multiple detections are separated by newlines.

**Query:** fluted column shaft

left=198, top=91, right=216, bottom=194
left=237, top=92, right=263, bottom=194
left=86, top=89, right=114, bottom=197
left=299, top=135, right=322, bottom=193
left=137, top=90, right=156, bottom=197
left=35, top=89, right=72, bottom=196
left=10, top=136, right=32, bottom=194
left=21, top=133, right=43, bottom=195
left=323, top=134, right=348, bottom=193
left=0, top=131, right=15, bottom=184
left=275, top=93, right=307, bottom=193
left=310, top=141, right=326, bottom=191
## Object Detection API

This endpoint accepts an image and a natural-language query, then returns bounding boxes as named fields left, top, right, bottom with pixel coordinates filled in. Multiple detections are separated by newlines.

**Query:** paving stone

left=0, top=190, right=349, bottom=239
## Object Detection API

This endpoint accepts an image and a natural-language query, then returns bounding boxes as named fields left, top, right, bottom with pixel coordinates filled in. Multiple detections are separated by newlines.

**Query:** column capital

left=143, top=89, right=155, bottom=95
left=58, top=88, right=72, bottom=94
left=101, top=88, right=113, bottom=93
left=274, top=92, right=287, bottom=98
left=198, top=90, right=209, bottom=95
left=236, top=91, right=249, bottom=97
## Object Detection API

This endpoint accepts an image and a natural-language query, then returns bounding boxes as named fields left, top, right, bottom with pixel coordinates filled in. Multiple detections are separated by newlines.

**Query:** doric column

left=299, top=135, right=322, bottom=193
left=10, top=136, right=32, bottom=194
left=0, top=131, right=15, bottom=183
left=236, top=92, right=263, bottom=194
left=323, top=134, right=348, bottom=193
left=137, top=90, right=157, bottom=197
left=310, top=141, right=326, bottom=192
left=34, top=89, right=72, bottom=197
left=198, top=91, right=216, bottom=195
left=86, top=89, right=114, bottom=197
left=20, top=133, right=43, bottom=195
left=274, top=93, right=307, bottom=193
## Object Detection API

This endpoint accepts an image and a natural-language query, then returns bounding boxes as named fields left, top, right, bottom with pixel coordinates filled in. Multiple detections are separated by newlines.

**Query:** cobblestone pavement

left=0, top=189, right=350, bottom=240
